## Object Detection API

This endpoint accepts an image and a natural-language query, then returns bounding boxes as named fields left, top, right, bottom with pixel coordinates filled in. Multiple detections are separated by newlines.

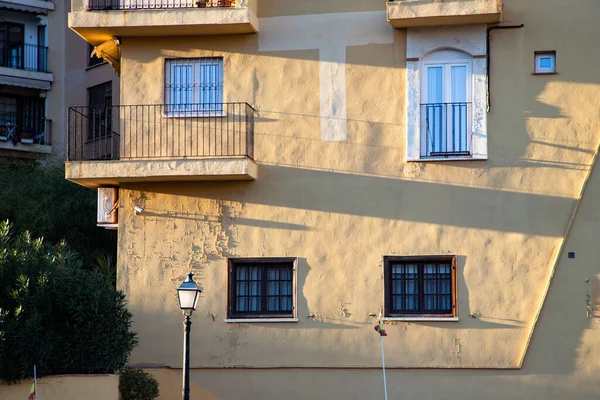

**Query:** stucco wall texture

left=108, top=0, right=600, bottom=398
left=0, top=375, right=119, bottom=400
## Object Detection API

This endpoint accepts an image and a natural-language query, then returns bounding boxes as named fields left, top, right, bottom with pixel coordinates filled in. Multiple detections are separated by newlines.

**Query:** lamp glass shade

left=177, top=272, right=201, bottom=310
left=178, top=290, right=198, bottom=310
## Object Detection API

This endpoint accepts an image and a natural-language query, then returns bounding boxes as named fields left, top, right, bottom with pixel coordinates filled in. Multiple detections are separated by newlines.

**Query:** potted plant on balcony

left=196, top=0, right=208, bottom=7
left=0, top=126, right=9, bottom=142
left=19, top=128, right=36, bottom=144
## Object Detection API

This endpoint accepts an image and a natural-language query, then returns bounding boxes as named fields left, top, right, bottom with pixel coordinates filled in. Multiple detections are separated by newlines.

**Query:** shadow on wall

left=125, top=161, right=591, bottom=375
left=189, top=367, right=600, bottom=400
left=133, top=164, right=574, bottom=237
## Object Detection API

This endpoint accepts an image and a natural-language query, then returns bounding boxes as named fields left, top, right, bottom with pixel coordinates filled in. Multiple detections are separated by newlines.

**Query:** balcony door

left=420, top=50, right=472, bottom=157
left=0, top=23, right=24, bottom=70
left=87, top=82, right=114, bottom=160
left=88, top=82, right=112, bottom=141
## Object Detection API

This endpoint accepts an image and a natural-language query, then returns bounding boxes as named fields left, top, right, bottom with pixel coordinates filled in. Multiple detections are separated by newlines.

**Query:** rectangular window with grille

left=165, top=57, right=223, bottom=114
left=384, top=256, right=457, bottom=318
left=228, top=258, right=297, bottom=320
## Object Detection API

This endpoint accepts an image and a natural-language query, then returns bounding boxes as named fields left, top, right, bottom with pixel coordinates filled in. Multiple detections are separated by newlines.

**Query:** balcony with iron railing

left=387, top=0, right=502, bottom=28
left=65, top=102, right=257, bottom=188
left=421, top=102, right=472, bottom=158
left=0, top=42, right=48, bottom=73
left=69, top=0, right=258, bottom=47
left=0, top=116, right=52, bottom=154
left=0, top=41, right=53, bottom=90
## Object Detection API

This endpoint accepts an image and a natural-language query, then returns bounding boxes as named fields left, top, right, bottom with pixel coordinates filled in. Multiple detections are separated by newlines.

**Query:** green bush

left=0, top=221, right=137, bottom=383
left=0, top=161, right=116, bottom=266
left=119, top=368, right=160, bottom=400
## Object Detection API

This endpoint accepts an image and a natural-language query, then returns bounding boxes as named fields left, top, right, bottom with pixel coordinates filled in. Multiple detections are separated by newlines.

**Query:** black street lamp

left=177, top=272, right=202, bottom=400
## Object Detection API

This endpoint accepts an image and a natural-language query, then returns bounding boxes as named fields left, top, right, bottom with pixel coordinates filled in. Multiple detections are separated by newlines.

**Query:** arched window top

left=422, top=48, right=472, bottom=63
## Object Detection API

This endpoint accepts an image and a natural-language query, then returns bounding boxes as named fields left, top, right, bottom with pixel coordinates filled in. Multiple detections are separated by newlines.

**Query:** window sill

left=383, top=317, right=459, bottom=322
left=85, top=61, right=108, bottom=71
left=225, top=318, right=298, bottom=323
left=407, top=157, right=487, bottom=163
left=532, top=72, right=558, bottom=76
left=163, top=112, right=227, bottom=119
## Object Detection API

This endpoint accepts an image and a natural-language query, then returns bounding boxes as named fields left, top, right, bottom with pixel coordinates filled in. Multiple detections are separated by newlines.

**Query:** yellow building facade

left=67, top=0, right=600, bottom=398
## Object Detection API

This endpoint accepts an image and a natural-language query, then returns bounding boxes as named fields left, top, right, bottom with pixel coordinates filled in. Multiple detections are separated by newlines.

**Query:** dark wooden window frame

left=384, top=255, right=457, bottom=318
left=227, top=257, right=297, bottom=320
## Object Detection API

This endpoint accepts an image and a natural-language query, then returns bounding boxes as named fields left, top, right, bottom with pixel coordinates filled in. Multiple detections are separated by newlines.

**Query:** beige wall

left=107, top=0, right=600, bottom=398
left=145, top=369, right=221, bottom=400
left=0, top=375, right=119, bottom=400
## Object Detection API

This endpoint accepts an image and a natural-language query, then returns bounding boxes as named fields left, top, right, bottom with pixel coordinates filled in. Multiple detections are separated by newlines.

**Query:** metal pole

left=380, top=336, right=388, bottom=400
left=182, top=314, right=191, bottom=400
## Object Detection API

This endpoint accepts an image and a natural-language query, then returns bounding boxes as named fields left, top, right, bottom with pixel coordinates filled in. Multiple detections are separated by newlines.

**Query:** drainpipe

left=487, top=24, right=524, bottom=112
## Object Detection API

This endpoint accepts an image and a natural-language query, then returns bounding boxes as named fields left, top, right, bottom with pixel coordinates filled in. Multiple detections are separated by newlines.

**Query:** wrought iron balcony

left=67, top=102, right=255, bottom=161
left=0, top=41, right=49, bottom=72
left=69, top=0, right=259, bottom=45
left=66, top=103, right=257, bottom=188
left=421, top=102, right=471, bottom=158
left=0, top=117, right=51, bottom=146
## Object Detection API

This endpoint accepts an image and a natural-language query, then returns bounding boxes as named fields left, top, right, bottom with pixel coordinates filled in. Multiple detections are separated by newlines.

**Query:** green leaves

left=0, top=161, right=116, bottom=267
left=0, top=221, right=137, bottom=383
left=119, top=368, right=160, bottom=400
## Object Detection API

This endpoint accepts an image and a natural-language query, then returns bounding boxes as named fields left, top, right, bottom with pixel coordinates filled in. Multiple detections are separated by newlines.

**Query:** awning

left=0, top=74, right=51, bottom=91
left=0, top=0, right=54, bottom=15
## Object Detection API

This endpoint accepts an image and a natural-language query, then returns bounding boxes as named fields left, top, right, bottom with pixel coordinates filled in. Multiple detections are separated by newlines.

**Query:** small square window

left=384, top=256, right=457, bottom=318
left=227, top=258, right=297, bottom=320
left=534, top=51, right=556, bottom=74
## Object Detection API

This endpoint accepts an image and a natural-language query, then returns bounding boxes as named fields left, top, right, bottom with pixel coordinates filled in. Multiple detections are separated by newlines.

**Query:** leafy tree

left=0, top=221, right=137, bottom=383
left=0, top=161, right=116, bottom=266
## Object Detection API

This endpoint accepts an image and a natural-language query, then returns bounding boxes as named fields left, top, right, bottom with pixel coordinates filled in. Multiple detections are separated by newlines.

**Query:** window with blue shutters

left=165, top=57, right=223, bottom=115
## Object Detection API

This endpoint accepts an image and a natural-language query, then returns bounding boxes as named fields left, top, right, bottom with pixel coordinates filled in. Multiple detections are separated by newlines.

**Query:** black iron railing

left=67, top=103, right=255, bottom=161
left=0, top=41, right=48, bottom=72
left=421, top=102, right=471, bottom=157
left=87, top=0, right=237, bottom=10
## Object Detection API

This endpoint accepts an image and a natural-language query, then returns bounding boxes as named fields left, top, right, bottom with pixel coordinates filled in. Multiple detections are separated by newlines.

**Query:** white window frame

left=420, top=51, right=473, bottom=158
left=405, top=25, right=488, bottom=162
left=164, top=57, right=224, bottom=118
left=534, top=51, right=556, bottom=74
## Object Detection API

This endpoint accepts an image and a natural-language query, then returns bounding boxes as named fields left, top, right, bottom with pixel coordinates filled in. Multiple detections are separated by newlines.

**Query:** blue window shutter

left=199, top=59, right=223, bottom=111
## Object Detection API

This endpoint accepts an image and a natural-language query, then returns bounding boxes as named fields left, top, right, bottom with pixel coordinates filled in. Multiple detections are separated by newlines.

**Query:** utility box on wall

left=97, top=187, right=118, bottom=230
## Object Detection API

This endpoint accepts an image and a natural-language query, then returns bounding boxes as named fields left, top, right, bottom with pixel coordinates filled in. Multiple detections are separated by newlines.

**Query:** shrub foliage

left=0, top=221, right=137, bottom=383
left=119, top=368, right=160, bottom=400
left=0, top=161, right=116, bottom=266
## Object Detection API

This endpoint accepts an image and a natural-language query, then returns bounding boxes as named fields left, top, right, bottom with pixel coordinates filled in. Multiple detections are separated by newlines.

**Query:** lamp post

left=177, top=272, right=202, bottom=400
